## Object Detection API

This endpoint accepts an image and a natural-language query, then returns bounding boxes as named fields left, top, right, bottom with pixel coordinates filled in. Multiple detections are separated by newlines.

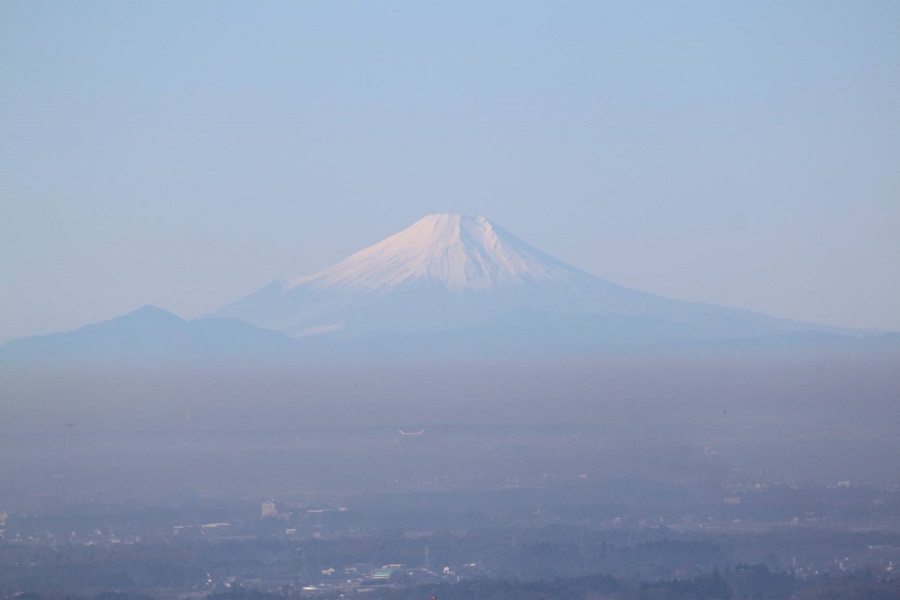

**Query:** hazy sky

left=2, top=1, right=898, bottom=342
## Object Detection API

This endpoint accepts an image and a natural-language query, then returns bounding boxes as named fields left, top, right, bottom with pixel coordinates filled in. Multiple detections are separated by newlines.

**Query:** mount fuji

left=211, top=213, right=842, bottom=345
left=4, top=213, right=893, bottom=365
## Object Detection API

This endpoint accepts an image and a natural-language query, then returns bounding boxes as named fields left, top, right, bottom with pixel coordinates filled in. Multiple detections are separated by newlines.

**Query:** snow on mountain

left=288, top=213, right=584, bottom=292
left=212, top=213, right=839, bottom=343
left=0, top=215, right=876, bottom=365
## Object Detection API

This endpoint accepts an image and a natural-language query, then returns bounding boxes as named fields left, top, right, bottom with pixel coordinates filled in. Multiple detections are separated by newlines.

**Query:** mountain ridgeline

left=2, top=214, right=894, bottom=364
left=212, top=214, right=846, bottom=341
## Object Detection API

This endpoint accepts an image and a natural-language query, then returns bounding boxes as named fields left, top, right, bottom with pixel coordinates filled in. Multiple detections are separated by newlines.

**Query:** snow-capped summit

left=0, top=214, right=870, bottom=364
left=286, top=213, right=582, bottom=293
left=212, top=214, right=831, bottom=341
left=212, top=213, right=617, bottom=336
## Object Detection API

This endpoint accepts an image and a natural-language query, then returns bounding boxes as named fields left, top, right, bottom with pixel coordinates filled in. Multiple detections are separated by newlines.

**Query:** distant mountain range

left=210, top=213, right=860, bottom=343
left=2, top=214, right=896, bottom=365
left=0, top=305, right=312, bottom=365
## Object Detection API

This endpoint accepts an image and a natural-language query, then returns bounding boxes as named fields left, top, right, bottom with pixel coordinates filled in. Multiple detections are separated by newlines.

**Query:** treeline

left=359, top=567, right=899, bottom=600
left=384, top=569, right=732, bottom=600
left=6, top=568, right=900, bottom=600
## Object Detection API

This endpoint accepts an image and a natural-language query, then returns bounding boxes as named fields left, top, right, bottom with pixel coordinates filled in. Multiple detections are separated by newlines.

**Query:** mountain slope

left=0, top=305, right=307, bottom=365
left=212, top=214, right=846, bottom=342
left=1, top=216, right=887, bottom=366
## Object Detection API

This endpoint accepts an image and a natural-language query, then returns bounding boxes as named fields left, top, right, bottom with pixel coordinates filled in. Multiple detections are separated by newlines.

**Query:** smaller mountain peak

left=132, top=304, right=171, bottom=314
left=118, top=305, right=186, bottom=323
left=130, top=304, right=179, bottom=316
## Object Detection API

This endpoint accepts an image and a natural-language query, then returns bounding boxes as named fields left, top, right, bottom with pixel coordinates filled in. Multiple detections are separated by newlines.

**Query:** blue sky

left=2, top=1, right=899, bottom=342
